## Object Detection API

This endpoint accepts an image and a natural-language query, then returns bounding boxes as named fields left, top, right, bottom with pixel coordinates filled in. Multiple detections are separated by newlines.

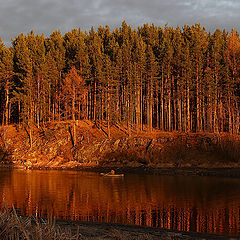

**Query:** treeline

left=0, top=22, right=240, bottom=135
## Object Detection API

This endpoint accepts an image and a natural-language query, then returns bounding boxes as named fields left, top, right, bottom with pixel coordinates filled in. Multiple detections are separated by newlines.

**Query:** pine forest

left=0, top=22, right=240, bottom=136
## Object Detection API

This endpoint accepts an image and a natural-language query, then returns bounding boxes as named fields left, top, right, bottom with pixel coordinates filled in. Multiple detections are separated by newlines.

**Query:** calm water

left=0, top=169, right=240, bottom=236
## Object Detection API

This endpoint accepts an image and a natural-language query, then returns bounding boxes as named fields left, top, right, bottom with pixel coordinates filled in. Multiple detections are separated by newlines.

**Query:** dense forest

left=0, top=22, right=239, bottom=137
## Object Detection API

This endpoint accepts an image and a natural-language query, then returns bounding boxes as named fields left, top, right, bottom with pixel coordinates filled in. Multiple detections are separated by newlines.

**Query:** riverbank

left=1, top=209, right=238, bottom=240
left=0, top=121, right=240, bottom=177
left=74, top=166, right=240, bottom=178
left=43, top=218, right=240, bottom=240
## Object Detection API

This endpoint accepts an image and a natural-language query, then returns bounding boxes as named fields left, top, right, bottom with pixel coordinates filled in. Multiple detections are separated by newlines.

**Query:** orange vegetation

left=0, top=120, right=240, bottom=169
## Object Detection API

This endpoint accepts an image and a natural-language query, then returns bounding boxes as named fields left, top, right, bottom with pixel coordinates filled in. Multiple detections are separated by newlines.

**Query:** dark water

left=0, top=169, right=240, bottom=236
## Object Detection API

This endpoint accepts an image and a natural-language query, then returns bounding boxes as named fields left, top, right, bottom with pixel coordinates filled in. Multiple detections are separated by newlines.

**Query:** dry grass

left=158, top=133, right=240, bottom=166
left=0, top=207, right=80, bottom=240
left=0, top=207, right=186, bottom=240
left=214, top=134, right=240, bottom=163
left=101, top=132, right=240, bottom=168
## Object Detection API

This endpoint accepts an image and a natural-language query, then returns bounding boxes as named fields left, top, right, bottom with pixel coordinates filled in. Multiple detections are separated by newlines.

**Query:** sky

left=0, top=0, right=239, bottom=45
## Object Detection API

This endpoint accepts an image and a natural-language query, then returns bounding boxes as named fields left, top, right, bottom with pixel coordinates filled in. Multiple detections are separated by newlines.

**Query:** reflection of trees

left=0, top=170, right=240, bottom=235
left=0, top=169, right=13, bottom=204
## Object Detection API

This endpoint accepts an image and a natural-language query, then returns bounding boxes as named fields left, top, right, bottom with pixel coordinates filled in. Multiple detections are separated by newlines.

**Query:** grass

left=0, top=207, right=79, bottom=240
left=0, top=207, right=229, bottom=239
left=101, top=132, right=240, bottom=168
left=0, top=207, right=179, bottom=240
left=215, top=134, right=240, bottom=163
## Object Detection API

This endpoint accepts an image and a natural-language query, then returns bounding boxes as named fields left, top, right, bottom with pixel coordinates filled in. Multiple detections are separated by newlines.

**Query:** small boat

left=100, top=173, right=124, bottom=177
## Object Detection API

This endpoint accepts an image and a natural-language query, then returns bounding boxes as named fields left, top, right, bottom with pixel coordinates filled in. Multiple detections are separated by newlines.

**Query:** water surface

left=0, top=169, right=239, bottom=236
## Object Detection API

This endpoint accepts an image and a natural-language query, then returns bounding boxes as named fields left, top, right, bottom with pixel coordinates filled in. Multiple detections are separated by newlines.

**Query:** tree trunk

left=136, top=81, right=141, bottom=133
left=149, top=77, right=153, bottom=132
left=228, top=95, right=232, bottom=134
left=93, top=81, right=97, bottom=122
left=236, top=101, right=239, bottom=134
left=219, top=96, right=223, bottom=132
left=168, top=91, right=171, bottom=131
left=187, top=82, right=190, bottom=132
left=5, top=86, right=9, bottom=125
left=37, top=73, right=40, bottom=128
left=178, top=98, right=182, bottom=131
left=196, top=75, right=200, bottom=132
left=72, top=84, right=76, bottom=146
left=161, top=68, right=164, bottom=131
left=156, top=85, right=159, bottom=129
left=107, top=81, right=111, bottom=138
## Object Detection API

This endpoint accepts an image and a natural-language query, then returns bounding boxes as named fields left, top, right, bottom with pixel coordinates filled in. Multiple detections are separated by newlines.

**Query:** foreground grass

left=0, top=208, right=79, bottom=240
left=0, top=208, right=236, bottom=240
left=0, top=208, right=179, bottom=240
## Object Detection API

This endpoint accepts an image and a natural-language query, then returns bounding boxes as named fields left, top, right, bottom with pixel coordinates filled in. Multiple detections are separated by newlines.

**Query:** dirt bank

left=0, top=121, right=240, bottom=177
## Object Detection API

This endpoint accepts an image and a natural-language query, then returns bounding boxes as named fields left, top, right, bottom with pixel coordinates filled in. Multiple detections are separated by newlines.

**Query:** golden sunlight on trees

left=0, top=23, right=239, bottom=136
left=63, top=66, right=87, bottom=145
left=226, top=30, right=240, bottom=134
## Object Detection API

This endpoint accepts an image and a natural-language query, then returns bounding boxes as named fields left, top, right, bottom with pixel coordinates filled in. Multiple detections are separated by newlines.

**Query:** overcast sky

left=0, top=0, right=239, bottom=45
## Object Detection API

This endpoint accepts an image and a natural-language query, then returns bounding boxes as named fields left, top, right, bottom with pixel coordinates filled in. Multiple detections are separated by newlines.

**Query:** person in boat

left=107, top=170, right=115, bottom=175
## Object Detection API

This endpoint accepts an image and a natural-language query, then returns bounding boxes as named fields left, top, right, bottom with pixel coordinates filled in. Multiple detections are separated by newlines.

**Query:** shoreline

left=1, top=122, right=240, bottom=178
left=75, top=165, right=240, bottom=178
left=3, top=164, right=240, bottom=178
left=55, top=219, right=240, bottom=239
left=17, top=215, right=240, bottom=239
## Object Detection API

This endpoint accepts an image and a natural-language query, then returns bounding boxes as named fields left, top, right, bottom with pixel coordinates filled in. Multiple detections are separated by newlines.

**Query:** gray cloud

left=0, top=0, right=239, bottom=45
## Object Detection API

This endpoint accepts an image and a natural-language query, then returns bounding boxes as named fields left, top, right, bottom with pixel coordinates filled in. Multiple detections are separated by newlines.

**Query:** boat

left=100, top=173, right=124, bottom=177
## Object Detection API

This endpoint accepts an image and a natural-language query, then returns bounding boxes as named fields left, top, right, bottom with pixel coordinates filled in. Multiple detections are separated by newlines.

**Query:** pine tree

left=172, top=27, right=185, bottom=131
left=160, top=26, right=174, bottom=131
left=45, top=30, right=65, bottom=121
left=0, top=42, right=14, bottom=125
left=44, top=51, right=59, bottom=121
left=209, top=29, right=225, bottom=132
left=146, top=45, right=158, bottom=132
left=86, top=27, right=104, bottom=122
left=12, top=33, right=34, bottom=147
left=225, top=30, right=240, bottom=134
left=63, top=66, right=87, bottom=145
left=25, top=31, right=46, bottom=126
left=132, top=34, right=146, bottom=132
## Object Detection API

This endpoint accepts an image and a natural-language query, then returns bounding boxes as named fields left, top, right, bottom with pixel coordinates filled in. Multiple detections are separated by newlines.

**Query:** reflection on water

left=0, top=169, right=239, bottom=236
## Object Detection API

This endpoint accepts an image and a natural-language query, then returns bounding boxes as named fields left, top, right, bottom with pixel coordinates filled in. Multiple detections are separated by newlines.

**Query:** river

left=0, top=169, right=239, bottom=236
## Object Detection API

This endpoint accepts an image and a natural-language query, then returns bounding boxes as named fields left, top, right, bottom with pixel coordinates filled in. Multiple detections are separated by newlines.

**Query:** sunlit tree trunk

left=72, top=84, right=76, bottom=146
left=5, top=84, right=9, bottom=125
left=187, top=82, right=190, bottom=132
left=161, top=68, right=164, bottom=131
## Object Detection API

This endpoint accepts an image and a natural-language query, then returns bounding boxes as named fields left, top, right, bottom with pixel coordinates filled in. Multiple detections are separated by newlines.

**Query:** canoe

left=100, top=173, right=124, bottom=177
